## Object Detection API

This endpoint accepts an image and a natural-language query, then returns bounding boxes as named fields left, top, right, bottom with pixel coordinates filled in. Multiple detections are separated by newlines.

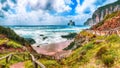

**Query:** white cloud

left=76, top=0, right=96, bottom=14
left=0, top=0, right=118, bottom=25
left=76, top=0, right=117, bottom=14
left=28, top=0, right=72, bottom=13
left=0, top=0, right=73, bottom=25
left=52, top=0, right=72, bottom=13
left=74, top=0, right=117, bottom=24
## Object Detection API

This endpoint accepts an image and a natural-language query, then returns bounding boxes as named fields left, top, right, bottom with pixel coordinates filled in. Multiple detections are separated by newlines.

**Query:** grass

left=61, top=33, right=77, bottom=39
left=0, top=37, right=22, bottom=48
left=64, top=42, right=75, bottom=50
left=0, top=38, right=8, bottom=45
left=0, top=52, right=30, bottom=68
left=7, top=41, right=22, bottom=48
left=0, top=31, right=120, bottom=68
left=58, top=33, right=120, bottom=67
left=0, top=26, right=29, bottom=45
left=24, top=61, right=34, bottom=68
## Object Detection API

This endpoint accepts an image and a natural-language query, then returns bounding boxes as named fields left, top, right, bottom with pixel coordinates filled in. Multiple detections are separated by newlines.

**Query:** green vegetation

left=64, top=42, right=75, bottom=50
left=0, top=25, right=120, bottom=68
left=25, top=38, right=36, bottom=44
left=22, top=31, right=120, bottom=68
left=7, top=41, right=22, bottom=48
left=33, top=32, right=120, bottom=68
left=0, top=30, right=120, bottom=68
left=61, top=33, right=77, bottom=39
left=0, top=26, right=35, bottom=67
left=0, top=26, right=28, bottom=45
left=0, top=38, right=8, bottom=45
left=24, top=61, right=33, bottom=68
left=0, top=37, right=22, bottom=48
left=0, top=52, right=30, bottom=68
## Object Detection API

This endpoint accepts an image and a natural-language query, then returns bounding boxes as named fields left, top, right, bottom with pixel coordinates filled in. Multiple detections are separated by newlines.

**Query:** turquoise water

left=9, top=25, right=90, bottom=45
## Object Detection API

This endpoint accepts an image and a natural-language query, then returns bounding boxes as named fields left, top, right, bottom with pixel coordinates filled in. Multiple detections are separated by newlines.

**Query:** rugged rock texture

left=25, top=38, right=36, bottom=44
left=91, top=11, right=120, bottom=31
left=84, top=0, right=120, bottom=26
left=64, top=31, right=96, bottom=50
left=68, top=20, right=75, bottom=26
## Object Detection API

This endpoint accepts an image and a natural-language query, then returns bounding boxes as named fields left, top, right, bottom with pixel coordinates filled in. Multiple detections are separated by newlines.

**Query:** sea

left=8, top=25, right=90, bottom=45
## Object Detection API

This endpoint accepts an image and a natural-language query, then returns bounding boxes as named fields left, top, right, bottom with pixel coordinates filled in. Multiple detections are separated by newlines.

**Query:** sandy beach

left=32, top=40, right=73, bottom=59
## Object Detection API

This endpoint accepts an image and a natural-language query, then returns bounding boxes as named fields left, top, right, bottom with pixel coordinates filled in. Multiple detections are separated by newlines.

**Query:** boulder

left=25, top=38, right=36, bottom=44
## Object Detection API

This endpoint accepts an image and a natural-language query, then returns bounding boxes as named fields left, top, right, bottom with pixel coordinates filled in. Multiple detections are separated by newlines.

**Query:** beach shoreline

left=32, top=40, right=73, bottom=59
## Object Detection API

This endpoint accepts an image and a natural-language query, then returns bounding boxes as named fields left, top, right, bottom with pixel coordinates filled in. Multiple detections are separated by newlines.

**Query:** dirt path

left=10, top=62, right=24, bottom=68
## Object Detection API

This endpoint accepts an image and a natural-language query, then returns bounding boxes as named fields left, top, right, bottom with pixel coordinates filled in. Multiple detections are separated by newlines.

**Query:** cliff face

left=84, top=0, right=120, bottom=26
left=91, top=11, right=120, bottom=30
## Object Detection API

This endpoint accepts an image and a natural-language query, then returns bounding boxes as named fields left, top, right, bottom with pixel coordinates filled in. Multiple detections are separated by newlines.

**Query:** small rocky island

left=68, top=20, right=75, bottom=26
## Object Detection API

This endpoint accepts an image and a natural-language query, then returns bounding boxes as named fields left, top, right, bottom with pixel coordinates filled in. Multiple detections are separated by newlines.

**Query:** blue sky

left=0, top=0, right=117, bottom=25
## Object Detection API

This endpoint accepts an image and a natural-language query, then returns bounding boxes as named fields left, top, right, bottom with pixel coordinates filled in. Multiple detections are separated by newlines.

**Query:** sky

left=0, top=0, right=117, bottom=25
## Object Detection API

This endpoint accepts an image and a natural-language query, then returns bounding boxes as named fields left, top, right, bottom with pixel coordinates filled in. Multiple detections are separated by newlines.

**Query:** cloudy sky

left=0, top=0, right=117, bottom=25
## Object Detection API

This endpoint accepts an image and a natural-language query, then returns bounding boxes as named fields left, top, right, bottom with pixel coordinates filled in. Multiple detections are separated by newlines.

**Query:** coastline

left=32, top=40, right=73, bottom=59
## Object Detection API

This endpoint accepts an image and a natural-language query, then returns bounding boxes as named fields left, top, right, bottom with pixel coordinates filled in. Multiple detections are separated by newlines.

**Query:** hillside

left=23, top=31, right=120, bottom=68
left=0, top=26, right=35, bottom=52
left=84, top=0, right=120, bottom=26
left=91, top=10, right=120, bottom=30
left=0, top=26, right=37, bottom=67
left=25, top=6, right=120, bottom=68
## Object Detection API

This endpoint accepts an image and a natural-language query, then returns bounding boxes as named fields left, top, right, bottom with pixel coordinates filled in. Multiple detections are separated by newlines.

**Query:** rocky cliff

left=84, top=0, right=120, bottom=26
left=91, top=10, right=120, bottom=30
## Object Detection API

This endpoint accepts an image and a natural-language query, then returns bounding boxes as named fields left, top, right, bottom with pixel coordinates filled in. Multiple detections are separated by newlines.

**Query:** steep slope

left=84, top=0, right=120, bottom=26
left=91, top=11, right=120, bottom=30
left=0, top=26, right=34, bottom=52
left=24, top=31, right=120, bottom=68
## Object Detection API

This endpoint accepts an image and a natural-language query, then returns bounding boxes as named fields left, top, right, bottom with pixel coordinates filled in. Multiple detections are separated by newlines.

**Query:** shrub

left=96, top=46, right=116, bottom=67
left=106, top=34, right=120, bottom=43
left=64, top=42, right=75, bottom=50
left=101, top=54, right=115, bottom=66
left=0, top=26, right=29, bottom=45
left=79, top=31, right=96, bottom=40
left=80, top=42, right=94, bottom=56
left=96, top=46, right=108, bottom=58
left=24, top=61, right=33, bottom=68
left=7, top=41, right=22, bottom=48
left=0, top=39, right=8, bottom=45
left=61, top=33, right=77, bottom=39
left=82, top=42, right=94, bottom=50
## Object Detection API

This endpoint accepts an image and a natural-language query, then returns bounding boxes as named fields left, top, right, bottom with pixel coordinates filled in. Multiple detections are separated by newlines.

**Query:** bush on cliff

left=7, top=41, right=22, bottom=48
left=61, top=33, right=77, bottom=39
left=0, top=26, right=28, bottom=45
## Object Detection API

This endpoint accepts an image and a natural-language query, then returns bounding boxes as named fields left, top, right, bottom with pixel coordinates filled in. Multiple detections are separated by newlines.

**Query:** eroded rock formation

left=84, top=0, right=120, bottom=26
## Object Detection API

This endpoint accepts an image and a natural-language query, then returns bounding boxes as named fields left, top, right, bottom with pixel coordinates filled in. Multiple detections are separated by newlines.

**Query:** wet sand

left=32, top=40, right=72, bottom=56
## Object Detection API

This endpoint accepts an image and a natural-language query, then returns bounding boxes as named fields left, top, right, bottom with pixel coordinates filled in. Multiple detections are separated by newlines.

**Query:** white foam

left=12, top=26, right=89, bottom=46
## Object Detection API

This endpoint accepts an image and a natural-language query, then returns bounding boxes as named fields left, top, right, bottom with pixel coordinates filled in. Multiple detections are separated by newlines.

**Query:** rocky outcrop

left=68, top=20, right=75, bottom=26
left=84, top=0, right=120, bottom=26
left=91, top=11, right=120, bottom=31
left=25, top=38, right=36, bottom=44
left=64, top=31, right=96, bottom=50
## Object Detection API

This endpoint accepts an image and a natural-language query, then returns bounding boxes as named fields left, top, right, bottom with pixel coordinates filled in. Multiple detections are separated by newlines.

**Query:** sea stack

left=68, top=20, right=75, bottom=26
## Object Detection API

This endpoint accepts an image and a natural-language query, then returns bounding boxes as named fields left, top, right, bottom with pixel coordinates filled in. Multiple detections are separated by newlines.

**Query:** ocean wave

left=11, top=25, right=90, bottom=45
